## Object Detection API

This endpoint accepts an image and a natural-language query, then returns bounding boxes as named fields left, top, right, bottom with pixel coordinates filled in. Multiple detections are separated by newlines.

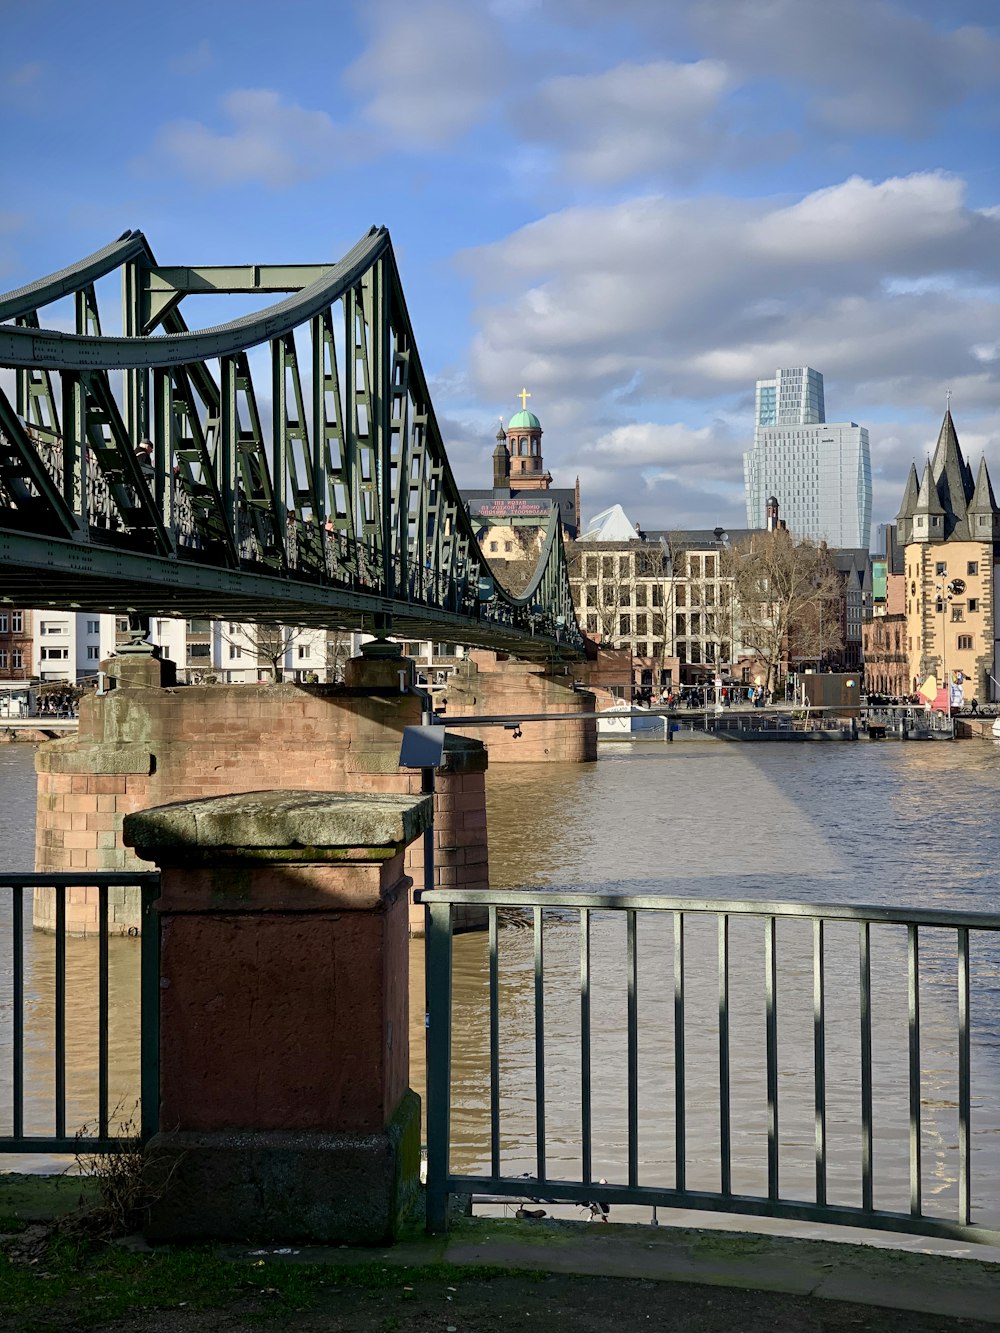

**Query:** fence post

left=125, top=789, right=431, bottom=1244
left=425, top=897, right=453, bottom=1233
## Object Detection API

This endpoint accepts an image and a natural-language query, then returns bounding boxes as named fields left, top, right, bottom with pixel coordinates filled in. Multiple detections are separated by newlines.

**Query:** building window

left=585, top=585, right=597, bottom=607
left=619, top=615, right=630, bottom=638
left=87, top=646, right=100, bottom=660
left=188, top=643, right=211, bottom=659
left=957, top=635, right=973, bottom=651
left=41, top=647, right=69, bottom=660
left=936, top=561, right=947, bottom=575
left=586, top=615, right=597, bottom=633
left=11, top=613, right=23, bottom=632
left=489, top=542, right=498, bottom=552
left=504, top=542, right=513, bottom=553
left=0, top=651, right=7, bottom=669
left=12, top=651, right=22, bottom=669
left=229, top=645, right=242, bottom=659
left=968, top=561, right=979, bottom=576
left=87, top=620, right=100, bottom=634
left=951, top=606, right=964, bottom=622
left=968, top=598, right=978, bottom=613
left=298, top=645, right=310, bottom=659
left=0, top=614, right=7, bottom=633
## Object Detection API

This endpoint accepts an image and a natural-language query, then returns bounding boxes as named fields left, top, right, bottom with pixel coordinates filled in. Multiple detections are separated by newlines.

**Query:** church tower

left=899, top=407, right=1000, bottom=703
left=506, top=388, right=552, bottom=492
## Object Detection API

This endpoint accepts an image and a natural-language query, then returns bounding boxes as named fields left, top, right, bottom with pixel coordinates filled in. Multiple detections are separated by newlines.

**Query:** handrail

left=424, top=889, right=1000, bottom=1245
left=0, top=873, right=160, bottom=1156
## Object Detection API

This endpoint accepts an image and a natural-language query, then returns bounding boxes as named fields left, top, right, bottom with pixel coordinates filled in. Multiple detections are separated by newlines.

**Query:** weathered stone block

left=144, top=1089, right=421, bottom=1245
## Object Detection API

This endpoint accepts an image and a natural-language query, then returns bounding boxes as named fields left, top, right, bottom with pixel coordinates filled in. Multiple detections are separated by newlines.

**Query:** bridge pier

left=35, top=647, right=488, bottom=936
left=125, top=789, right=427, bottom=1244
left=445, top=652, right=597, bottom=762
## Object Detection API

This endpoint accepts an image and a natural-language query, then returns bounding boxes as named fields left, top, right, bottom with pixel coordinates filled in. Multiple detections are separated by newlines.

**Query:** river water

left=3, top=738, right=1000, bottom=1237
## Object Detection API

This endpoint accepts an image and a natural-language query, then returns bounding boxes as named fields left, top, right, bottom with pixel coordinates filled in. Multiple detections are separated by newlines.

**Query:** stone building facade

left=895, top=410, right=1000, bottom=703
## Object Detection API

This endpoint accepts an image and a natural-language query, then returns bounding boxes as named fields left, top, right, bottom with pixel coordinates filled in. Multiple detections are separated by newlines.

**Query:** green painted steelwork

left=0, top=230, right=581, bottom=659
left=0, top=873, right=161, bottom=1156
left=424, top=885, right=1000, bottom=1246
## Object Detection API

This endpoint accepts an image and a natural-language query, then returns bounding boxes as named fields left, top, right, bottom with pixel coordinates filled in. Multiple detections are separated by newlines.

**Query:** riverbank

left=2, top=1174, right=998, bottom=1331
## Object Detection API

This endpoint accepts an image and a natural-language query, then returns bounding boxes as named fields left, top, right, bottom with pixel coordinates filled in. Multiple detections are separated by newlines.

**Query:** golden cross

left=518, top=387, right=531, bottom=412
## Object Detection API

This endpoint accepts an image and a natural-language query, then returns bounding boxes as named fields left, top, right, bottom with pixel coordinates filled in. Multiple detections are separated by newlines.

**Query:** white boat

left=992, top=718, right=1000, bottom=740
left=597, top=703, right=664, bottom=738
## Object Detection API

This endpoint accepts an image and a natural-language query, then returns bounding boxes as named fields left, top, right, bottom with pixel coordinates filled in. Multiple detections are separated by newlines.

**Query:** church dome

left=508, top=409, right=541, bottom=430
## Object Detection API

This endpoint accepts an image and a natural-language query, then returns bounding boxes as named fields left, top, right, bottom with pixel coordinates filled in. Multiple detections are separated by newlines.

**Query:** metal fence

left=0, top=873, right=160, bottom=1155
left=424, top=889, right=1000, bottom=1245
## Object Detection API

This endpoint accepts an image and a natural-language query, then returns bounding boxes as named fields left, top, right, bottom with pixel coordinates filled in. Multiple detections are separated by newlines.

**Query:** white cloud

left=147, top=89, right=364, bottom=187
left=513, top=59, right=735, bottom=183
left=457, top=169, right=1000, bottom=527
left=346, top=0, right=504, bottom=148
left=552, top=0, right=1000, bottom=137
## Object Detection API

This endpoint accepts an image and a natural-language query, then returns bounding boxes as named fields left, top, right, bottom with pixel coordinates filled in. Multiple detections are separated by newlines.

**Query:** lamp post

left=936, top=581, right=952, bottom=731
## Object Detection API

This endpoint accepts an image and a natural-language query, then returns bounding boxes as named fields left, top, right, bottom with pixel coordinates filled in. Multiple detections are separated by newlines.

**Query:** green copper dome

left=508, top=409, right=541, bottom=430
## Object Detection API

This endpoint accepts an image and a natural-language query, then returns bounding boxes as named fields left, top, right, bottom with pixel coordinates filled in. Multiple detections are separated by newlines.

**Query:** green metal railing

left=424, top=889, right=1000, bottom=1245
left=1, top=873, right=160, bottom=1155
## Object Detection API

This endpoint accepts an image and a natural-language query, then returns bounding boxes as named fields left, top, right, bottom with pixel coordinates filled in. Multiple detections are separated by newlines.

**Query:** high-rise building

left=743, top=367, right=871, bottom=549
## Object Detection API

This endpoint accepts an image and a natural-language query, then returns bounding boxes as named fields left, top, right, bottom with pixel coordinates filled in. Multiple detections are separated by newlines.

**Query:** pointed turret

left=911, top=458, right=944, bottom=542
left=929, top=408, right=973, bottom=539
left=896, top=463, right=920, bottom=545
left=492, top=420, right=510, bottom=493
left=968, top=455, right=1000, bottom=542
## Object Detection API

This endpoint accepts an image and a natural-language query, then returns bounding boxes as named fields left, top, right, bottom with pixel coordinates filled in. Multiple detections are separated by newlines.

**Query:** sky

left=2, top=0, right=1000, bottom=542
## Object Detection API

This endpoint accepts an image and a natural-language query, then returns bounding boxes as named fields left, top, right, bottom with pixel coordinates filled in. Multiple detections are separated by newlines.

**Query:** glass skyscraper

left=744, top=366, right=871, bottom=549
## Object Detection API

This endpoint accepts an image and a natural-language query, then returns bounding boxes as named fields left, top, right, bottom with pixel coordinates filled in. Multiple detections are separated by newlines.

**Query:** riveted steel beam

left=0, top=227, right=584, bottom=657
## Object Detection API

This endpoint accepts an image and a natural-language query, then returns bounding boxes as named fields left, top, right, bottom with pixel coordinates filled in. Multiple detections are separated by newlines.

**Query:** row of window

left=581, top=555, right=717, bottom=578
left=581, top=583, right=723, bottom=610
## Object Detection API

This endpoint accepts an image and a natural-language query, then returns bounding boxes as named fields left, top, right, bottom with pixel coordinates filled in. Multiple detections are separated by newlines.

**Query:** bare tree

left=325, top=627, right=353, bottom=683
left=220, top=622, right=318, bottom=682
left=721, top=532, right=843, bottom=694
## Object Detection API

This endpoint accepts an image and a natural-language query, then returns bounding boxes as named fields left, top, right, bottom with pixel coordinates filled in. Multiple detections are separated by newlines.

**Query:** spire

left=895, top=461, right=919, bottom=546
left=492, top=417, right=510, bottom=491
left=930, top=408, right=973, bottom=538
left=896, top=463, right=919, bottom=522
left=969, top=455, right=998, bottom=513
left=968, top=455, right=1000, bottom=541
left=915, top=458, right=944, bottom=512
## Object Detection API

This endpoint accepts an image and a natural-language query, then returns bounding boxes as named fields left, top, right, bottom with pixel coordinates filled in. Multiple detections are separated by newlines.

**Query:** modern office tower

left=744, top=366, right=871, bottom=549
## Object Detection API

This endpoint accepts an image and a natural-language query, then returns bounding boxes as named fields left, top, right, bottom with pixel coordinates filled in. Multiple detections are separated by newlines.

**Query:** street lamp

left=936, top=578, right=965, bottom=731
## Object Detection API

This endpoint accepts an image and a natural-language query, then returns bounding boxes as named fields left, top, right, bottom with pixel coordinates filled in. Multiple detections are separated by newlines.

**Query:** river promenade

left=3, top=736, right=1000, bottom=1327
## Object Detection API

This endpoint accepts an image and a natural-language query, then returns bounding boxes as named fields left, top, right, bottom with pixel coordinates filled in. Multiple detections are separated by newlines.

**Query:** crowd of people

left=632, top=683, right=770, bottom=709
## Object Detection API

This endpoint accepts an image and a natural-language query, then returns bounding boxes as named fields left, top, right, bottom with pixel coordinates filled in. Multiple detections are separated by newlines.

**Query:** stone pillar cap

left=124, top=790, right=432, bottom=854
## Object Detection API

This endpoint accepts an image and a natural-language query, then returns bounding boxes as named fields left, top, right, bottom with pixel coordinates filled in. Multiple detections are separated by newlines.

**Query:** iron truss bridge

left=0, top=228, right=582, bottom=660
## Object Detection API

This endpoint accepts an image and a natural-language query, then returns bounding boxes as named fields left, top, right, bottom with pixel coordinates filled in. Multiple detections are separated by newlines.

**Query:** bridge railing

left=424, top=888, right=1000, bottom=1245
left=0, top=874, right=160, bottom=1156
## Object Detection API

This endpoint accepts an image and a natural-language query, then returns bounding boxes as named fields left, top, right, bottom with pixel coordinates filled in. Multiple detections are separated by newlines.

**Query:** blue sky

left=3, top=0, right=1000, bottom=538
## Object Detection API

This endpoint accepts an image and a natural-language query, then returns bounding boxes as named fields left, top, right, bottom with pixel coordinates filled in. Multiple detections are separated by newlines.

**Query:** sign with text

left=470, top=498, right=552, bottom=518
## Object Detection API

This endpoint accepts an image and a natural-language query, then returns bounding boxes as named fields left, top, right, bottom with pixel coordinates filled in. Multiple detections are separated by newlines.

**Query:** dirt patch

left=2, top=1270, right=996, bottom=1333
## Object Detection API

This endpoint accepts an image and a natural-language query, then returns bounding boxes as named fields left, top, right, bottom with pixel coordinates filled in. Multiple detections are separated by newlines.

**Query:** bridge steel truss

left=0, top=228, right=582, bottom=659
